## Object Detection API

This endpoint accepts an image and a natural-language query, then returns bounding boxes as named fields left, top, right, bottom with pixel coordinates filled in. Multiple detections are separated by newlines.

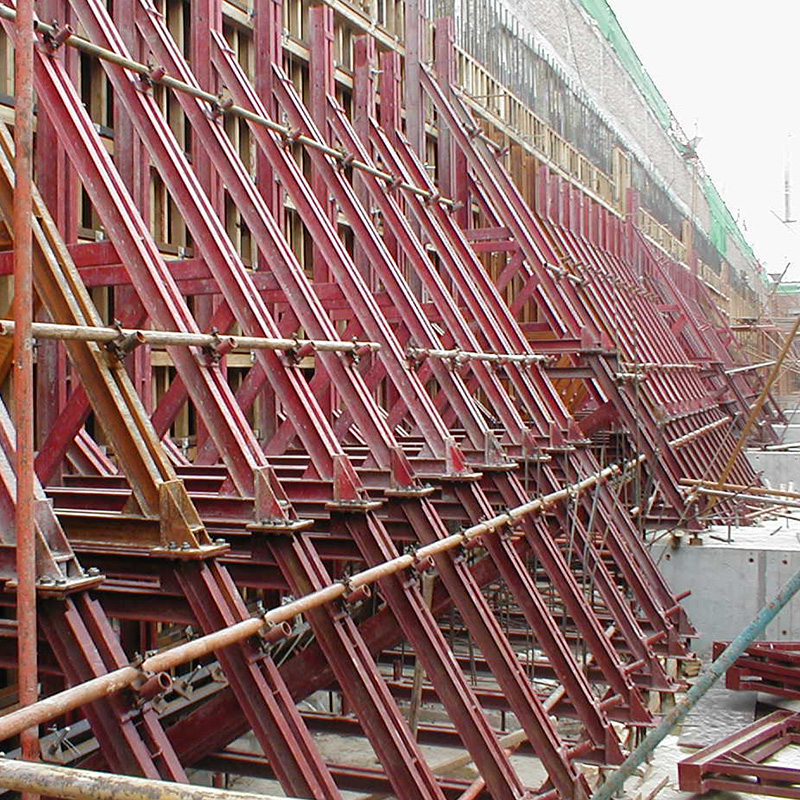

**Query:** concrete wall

left=747, top=450, right=800, bottom=488
left=653, top=531, right=800, bottom=655
left=771, top=425, right=800, bottom=444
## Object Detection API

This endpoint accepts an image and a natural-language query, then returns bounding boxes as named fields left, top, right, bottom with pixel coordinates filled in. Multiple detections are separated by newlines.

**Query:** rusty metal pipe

left=669, top=417, right=731, bottom=449
left=0, top=320, right=379, bottom=354
left=11, top=0, right=38, bottom=785
left=406, top=346, right=550, bottom=366
left=681, top=478, right=800, bottom=501
left=620, top=362, right=703, bottom=373
left=0, top=759, right=303, bottom=800
left=687, top=486, right=800, bottom=511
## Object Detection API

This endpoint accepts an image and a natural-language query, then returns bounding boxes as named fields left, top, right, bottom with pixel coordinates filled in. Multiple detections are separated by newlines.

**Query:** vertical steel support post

left=12, top=0, right=38, bottom=784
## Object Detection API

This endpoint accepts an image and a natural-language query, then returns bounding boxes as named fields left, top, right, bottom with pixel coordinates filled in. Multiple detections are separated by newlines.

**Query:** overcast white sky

left=606, top=1, right=800, bottom=280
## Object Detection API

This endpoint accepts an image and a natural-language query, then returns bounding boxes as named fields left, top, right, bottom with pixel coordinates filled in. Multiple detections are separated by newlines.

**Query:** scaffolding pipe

left=725, top=360, right=777, bottom=375
left=407, top=346, right=550, bottom=366
left=0, top=320, right=380, bottom=355
left=0, top=759, right=305, bottom=800
left=11, top=0, right=39, bottom=786
left=0, top=456, right=643, bottom=745
left=686, top=486, right=800, bottom=512
left=680, top=478, right=800, bottom=502
left=668, top=417, right=731, bottom=449
left=620, top=362, right=703, bottom=373
left=707, top=307, right=800, bottom=512
left=592, top=565, right=800, bottom=800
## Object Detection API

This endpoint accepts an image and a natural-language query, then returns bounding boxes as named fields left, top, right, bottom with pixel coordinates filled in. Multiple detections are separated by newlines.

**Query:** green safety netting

left=576, top=0, right=762, bottom=279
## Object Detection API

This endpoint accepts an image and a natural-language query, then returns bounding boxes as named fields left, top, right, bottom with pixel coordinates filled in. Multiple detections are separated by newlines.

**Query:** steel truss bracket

left=32, top=573, right=105, bottom=596
left=253, top=465, right=298, bottom=525
left=148, top=543, right=230, bottom=560
left=158, top=479, right=215, bottom=552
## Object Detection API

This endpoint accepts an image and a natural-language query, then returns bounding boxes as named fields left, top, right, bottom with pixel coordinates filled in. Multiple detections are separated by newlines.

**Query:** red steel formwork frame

left=678, top=710, right=800, bottom=799
left=714, top=641, right=800, bottom=700
left=0, top=0, right=778, bottom=798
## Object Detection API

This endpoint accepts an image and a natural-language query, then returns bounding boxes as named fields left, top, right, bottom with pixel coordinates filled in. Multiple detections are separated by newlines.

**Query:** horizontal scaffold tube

left=668, top=417, right=731, bottom=449
left=686, top=485, right=800, bottom=512
left=0, top=759, right=301, bottom=800
left=680, top=478, right=800, bottom=501
left=0, top=4, right=452, bottom=208
left=725, top=360, right=777, bottom=375
left=406, top=346, right=551, bottom=366
left=620, top=362, right=703, bottom=373
left=0, top=320, right=380, bottom=355
left=0, top=456, right=643, bottom=744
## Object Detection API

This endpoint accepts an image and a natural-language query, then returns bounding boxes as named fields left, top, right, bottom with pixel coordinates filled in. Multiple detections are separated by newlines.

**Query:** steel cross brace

left=539, top=168, right=763, bottom=498
left=351, top=69, right=689, bottom=644
left=322, top=96, right=538, bottom=454
left=362, top=109, right=569, bottom=442
left=419, top=69, right=590, bottom=340
left=488, top=472, right=671, bottom=692
left=0, top=122, right=213, bottom=550
left=418, top=64, right=708, bottom=518
left=175, top=558, right=342, bottom=800
left=398, top=496, right=591, bottom=800
left=329, top=512, right=537, bottom=799
left=0, top=16, right=354, bottom=796
left=45, top=18, right=600, bottom=792
left=263, top=49, right=667, bottom=734
left=61, top=0, right=364, bottom=498
left=290, top=38, right=681, bottom=678
left=155, top=520, right=674, bottom=778
left=472, top=170, right=693, bottom=517
left=0, top=8, right=272, bottom=501
left=270, top=532, right=454, bottom=800
left=40, top=593, right=187, bottom=780
left=207, top=36, right=497, bottom=468
left=0, top=400, right=184, bottom=778
left=131, top=5, right=426, bottom=485
left=454, top=481, right=631, bottom=756
left=563, top=227, right=758, bottom=492
left=635, top=229, right=781, bottom=436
